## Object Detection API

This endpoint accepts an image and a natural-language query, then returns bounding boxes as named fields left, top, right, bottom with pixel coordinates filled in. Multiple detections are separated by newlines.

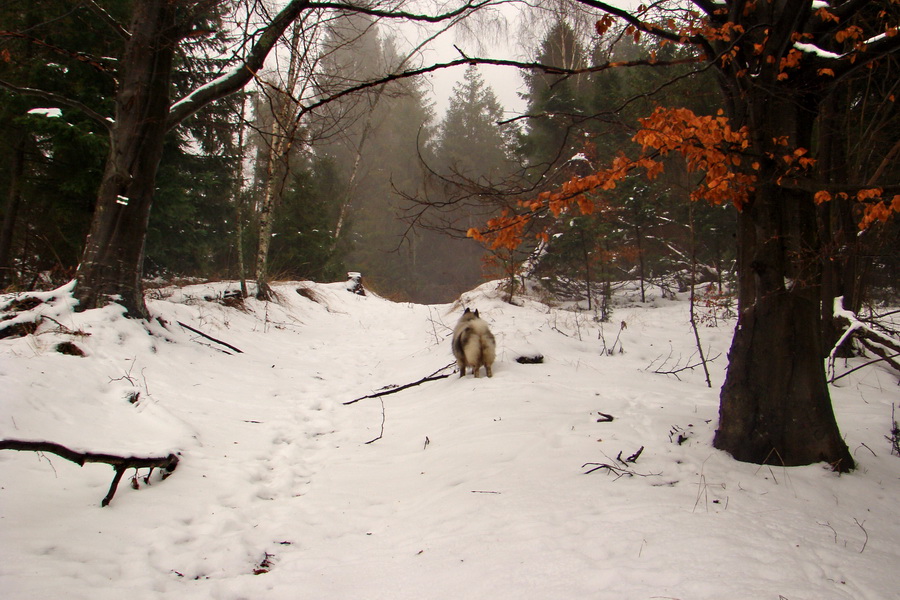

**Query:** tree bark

left=714, top=110, right=854, bottom=470
left=0, top=128, right=27, bottom=288
left=73, top=0, right=178, bottom=318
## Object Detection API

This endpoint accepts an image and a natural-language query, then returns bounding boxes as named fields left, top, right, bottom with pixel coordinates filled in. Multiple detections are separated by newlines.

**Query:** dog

left=452, top=308, right=496, bottom=378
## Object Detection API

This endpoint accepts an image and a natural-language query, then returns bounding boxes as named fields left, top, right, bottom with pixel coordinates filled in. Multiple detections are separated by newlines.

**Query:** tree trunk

left=714, top=178, right=854, bottom=471
left=0, top=128, right=27, bottom=288
left=714, top=88, right=854, bottom=471
left=73, top=0, right=177, bottom=318
left=254, top=21, right=305, bottom=300
left=68, top=1, right=312, bottom=315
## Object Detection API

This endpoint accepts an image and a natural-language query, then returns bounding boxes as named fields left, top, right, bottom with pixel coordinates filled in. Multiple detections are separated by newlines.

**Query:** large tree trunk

left=713, top=93, right=854, bottom=470
left=73, top=0, right=177, bottom=318
left=715, top=194, right=854, bottom=469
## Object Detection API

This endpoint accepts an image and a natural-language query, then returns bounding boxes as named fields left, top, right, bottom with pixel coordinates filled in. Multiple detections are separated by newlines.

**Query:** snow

left=1, top=279, right=898, bottom=599
left=794, top=42, right=843, bottom=59
left=26, top=108, right=63, bottom=118
left=168, top=65, right=244, bottom=116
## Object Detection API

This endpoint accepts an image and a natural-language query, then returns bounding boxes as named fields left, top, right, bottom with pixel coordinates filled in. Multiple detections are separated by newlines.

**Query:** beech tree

left=473, top=0, right=900, bottom=470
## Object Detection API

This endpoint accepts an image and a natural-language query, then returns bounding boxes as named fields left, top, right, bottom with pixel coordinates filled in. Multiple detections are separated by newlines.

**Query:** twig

left=829, top=352, right=900, bottom=384
left=616, top=446, right=644, bottom=465
left=854, top=518, right=868, bottom=553
left=857, top=442, right=877, bottom=457
left=606, top=321, right=627, bottom=355
left=176, top=320, right=243, bottom=354
left=344, top=363, right=455, bottom=405
left=595, top=411, right=615, bottom=423
left=38, top=315, right=91, bottom=336
left=649, top=351, right=721, bottom=381
left=887, top=404, right=900, bottom=456
left=817, top=520, right=838, bottom=544
left=0, top=439, right=179, bottom=506
left=582, top=462, right=659, bottom=479
left=364, top=398, right=386, bottom=445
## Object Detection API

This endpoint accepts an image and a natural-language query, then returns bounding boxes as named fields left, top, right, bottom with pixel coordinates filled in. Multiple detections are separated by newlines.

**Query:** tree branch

left=0, top=30, right=116, bottom=73
left=82, top=0, right=131, bottom=40
left=307, top=0, right=494, bottom=23
left=0, top=439, right=179, bottom=507
left=293, top=55, right=699, bottom=125
left=166, top=0, right=314, bottom=129
left=0, top=79, right=113, bottom=131
left=344, top=363, right=456, bottom=405
left=576, top=0, right=714, bottom=51
left=176, top=320, right=243, bottom=354
left=165, top=0, right=495, bottom=130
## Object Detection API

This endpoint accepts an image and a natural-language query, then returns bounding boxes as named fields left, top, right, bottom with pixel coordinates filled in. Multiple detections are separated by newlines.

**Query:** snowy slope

left=1, top=279, right=898, bottom=600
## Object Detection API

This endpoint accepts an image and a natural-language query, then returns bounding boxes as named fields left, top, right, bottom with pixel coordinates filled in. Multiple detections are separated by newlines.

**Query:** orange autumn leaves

left=469, top=106, right=756, bottom=250
left=815, top=188, right=900, bottom=228
left=469, top=106, right=898, bottom=251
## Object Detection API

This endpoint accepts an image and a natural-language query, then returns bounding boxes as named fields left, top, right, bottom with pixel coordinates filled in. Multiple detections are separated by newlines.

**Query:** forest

left=2, top=2, right=900, bottom=596
left=5, top=0, right=893, bottom=306
left=2, top=2, right=900, bottom=473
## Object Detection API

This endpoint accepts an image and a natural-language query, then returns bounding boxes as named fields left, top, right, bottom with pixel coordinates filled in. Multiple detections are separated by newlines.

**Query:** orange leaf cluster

left=815, top=7, right=841, bottom=24
left=859, top=195, right=900, bottom=228
left=469, top=108, right=757, bottom=251
left=812, top=188, right=900, bottom=229
left=467, top=209, right=531, bottom=251
left=835, top=25, right=864, bottom=44
left=634, top=107, right=755, bottom=207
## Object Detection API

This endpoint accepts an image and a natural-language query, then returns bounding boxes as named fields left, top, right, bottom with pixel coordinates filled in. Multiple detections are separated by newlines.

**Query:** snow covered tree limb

left=0, top=439, right=179, bottom=507
left=165, top=0, right=313, bottom=129
left=829, top=296, right=900, bottom=381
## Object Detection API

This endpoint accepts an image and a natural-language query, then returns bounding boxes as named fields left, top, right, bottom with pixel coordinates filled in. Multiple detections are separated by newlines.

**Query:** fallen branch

left=647, top=348, right=721, bottom=381
left=0, top=439, right=179, bottom=507
left=344, top=363, right=455, bottom=405
left=829, top=297, right=900, bottom=381
left=176, top=321, right=243, bottom=354
left=830, top=351, right=900, bottom=384
left=582, top=461, right=659, bottom=480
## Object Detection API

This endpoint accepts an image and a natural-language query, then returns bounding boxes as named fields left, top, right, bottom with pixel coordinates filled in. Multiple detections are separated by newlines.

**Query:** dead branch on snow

left=0, top=439, right=179, bottom=506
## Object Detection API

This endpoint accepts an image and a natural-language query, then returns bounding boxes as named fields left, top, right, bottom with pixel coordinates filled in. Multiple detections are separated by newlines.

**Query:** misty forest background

left=1, top=1, right=898, bottom=308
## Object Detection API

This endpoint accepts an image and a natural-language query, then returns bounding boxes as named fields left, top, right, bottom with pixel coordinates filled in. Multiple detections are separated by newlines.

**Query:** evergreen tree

left=310, top=24, right=437, bottom=300
left=520, top=20, right=592, bottom=175
left=0, top=0, right=122, bottom=287
left=417, top=65, right=521, bottom=301
left=435, top=65, right=516, bottom=181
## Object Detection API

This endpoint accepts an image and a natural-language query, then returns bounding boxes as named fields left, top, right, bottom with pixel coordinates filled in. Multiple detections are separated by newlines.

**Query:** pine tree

left=435, top=65, right=516, bottom=181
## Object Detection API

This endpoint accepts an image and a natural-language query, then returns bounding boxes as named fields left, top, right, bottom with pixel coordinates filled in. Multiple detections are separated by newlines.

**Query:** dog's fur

left=452, top=308, right=496, bottom=378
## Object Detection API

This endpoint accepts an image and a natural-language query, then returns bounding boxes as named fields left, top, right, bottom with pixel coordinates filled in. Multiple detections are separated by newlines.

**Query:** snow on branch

left=0, top=439, right=179, bottom=507
left=829, top=297, right=900, bottom=383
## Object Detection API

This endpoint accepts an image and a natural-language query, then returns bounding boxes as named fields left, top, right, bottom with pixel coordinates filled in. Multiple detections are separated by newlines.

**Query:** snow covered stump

left=346, top=272, right=366, bottom=296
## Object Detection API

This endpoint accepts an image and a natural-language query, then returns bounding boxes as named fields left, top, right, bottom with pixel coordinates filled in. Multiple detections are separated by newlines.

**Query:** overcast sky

left=412, top=0, right=643, bottom=119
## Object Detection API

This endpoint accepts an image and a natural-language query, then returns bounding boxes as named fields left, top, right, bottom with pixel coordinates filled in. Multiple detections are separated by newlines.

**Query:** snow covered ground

left=1, top=279, right=898, bottom=600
